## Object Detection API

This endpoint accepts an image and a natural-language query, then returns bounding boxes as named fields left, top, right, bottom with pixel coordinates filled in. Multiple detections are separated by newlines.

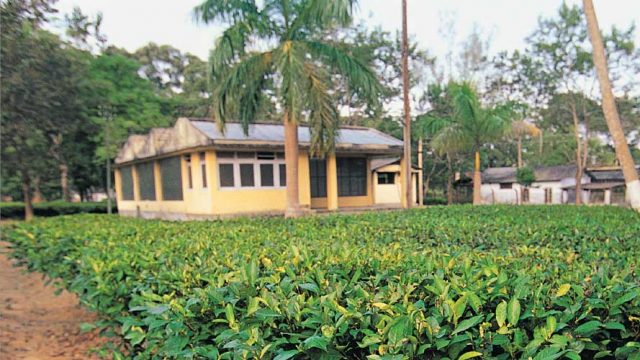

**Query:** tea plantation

left=3, top=206, right=640, bottom=359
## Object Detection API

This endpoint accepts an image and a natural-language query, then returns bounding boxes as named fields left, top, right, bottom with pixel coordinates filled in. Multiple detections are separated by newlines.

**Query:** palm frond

left=274, top=40, right=307, bottom=123
left=303, top=62, right=339, bottom=156
left=291, top=0, right=356, bottom=35
left=304, top=40, right=382, bottom=107
left=214, top=51, right=273, bottom=133
left=193, top=0, right=258, bottom=24
left=208, top=21, right=253, bottom=81
left=430, top=123, right=469, bottom=156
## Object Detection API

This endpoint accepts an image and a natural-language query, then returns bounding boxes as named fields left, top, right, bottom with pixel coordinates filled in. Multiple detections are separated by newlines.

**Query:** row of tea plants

left=3, top=206, right=640, bottom=359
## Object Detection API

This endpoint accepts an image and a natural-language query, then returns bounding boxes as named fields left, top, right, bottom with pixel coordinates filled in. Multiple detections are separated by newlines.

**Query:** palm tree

left=509, top=119, right=541, bottom=168
left=194, top=0, right=382, bottom=217
left=422, top=82, right=512, bottom=205
left=582, top=0, right=640, bottom=209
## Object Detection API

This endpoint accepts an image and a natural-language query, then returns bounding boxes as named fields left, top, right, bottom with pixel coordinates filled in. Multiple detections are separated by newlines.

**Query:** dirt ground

left=0, top=241, right=107, bottom=359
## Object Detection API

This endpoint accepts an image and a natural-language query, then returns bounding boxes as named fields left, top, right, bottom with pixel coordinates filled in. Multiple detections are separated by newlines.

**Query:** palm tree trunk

left=446, top=154, right=453, bottom=205
left=517, top=136, right=523, bottom=168
left=401, top=0, right=412, bottom=209
left=472, top=150, right=482, bottom=205
left=32, top=176, right=44, bottom=203
left=60, top=163, right=70, bottom=202
left=284, top=111, right=301, bottom=217
left=22, top=172, right=34, bottom=221
left=583, top=0, right=640, bottom=209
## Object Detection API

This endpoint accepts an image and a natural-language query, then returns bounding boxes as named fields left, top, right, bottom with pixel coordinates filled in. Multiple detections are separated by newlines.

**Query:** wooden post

left=326, top=154, right=339, bottom=211
left=401, top=0, right=412, bottom=209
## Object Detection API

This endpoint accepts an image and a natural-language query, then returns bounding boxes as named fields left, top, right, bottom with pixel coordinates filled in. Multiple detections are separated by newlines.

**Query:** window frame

left=377, top=172, right=396, bottom=185
left=184, top=154, right=193, bottom=189
left=216, top=151, right=286, bottom=190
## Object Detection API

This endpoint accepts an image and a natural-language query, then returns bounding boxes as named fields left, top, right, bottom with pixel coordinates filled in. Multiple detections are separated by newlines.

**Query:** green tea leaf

left=555, top=284, right=571, bottom=298
left=496, top=301, right=507, bottom=328
left=574, top=320, right=602, bottom=336
left=507, top=298, right=521, bottom=326
left=458, top=351, right=483, bottom=360
left=452, top=315, right=483, bottom=335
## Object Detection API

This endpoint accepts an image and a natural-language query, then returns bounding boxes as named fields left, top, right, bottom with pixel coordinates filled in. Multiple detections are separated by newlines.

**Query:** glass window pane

left=216, top=151, right=235, bottom=158
left=260, top=164, right=274, bottom=187
left=137, top=162, right=156, bottom=200
left=337, top=157, right=367, bottom=196
left=240, top=164, right=255, bottom=187
left=219, top=164, right=234, bottom=187
left=200, top=152, right=207, bottom=188
left=120, top=166, right=134, bottom=200
left=279, top=164, right=286, bottom=186
left=237, top=152, right=255, bottom=159
left=160, top=156, right=183, bottom=200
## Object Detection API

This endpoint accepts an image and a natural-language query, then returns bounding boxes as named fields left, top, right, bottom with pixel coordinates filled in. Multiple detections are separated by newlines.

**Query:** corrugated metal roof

left=370, top=157, right=401, bottom=171
left=190, top=121, right=404, bottom=147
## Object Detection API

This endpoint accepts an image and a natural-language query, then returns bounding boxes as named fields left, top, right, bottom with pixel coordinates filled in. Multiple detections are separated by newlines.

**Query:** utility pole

left=401, top=0, right=412, bottom=208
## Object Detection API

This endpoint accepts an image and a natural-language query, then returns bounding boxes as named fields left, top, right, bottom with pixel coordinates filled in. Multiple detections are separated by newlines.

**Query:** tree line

left=2, top=0, right=639, bottom=217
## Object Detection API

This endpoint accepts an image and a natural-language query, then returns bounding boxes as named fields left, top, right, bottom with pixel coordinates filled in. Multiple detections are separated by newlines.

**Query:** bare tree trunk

left=517, top=136, right=523, bottom=168
left=472, top=150, right=482, bottom=205
left=401, top=0, right=412, bottom=209
left=32, top=176, right=44, bottom=203
left=60, top=163, right=70, bottom=202
left=583, top=0, right=640, bottom=209
left=284, top=111, right=301, bottom=218
left=21, top=172, right=34, bottom=221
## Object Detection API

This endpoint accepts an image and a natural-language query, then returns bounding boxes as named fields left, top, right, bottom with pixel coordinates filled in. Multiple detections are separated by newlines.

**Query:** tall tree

left=422, top=82, right=513, bottom=205
left=401, top=0, right=412, bottom=208
left=583, top=0, right=640, bottom=209
left=194, top=0, right=381, bottom=217
left=1, top=0, right=87, bottom=218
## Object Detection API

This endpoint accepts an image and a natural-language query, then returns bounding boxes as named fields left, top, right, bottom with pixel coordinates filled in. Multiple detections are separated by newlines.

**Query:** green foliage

left=4, top=206, right=640, bottom=359
left=516, top=167, right=536, bottom=187
left=0, top=201, right=116, bottom=219
left=195, top=0, right=382, bottom=156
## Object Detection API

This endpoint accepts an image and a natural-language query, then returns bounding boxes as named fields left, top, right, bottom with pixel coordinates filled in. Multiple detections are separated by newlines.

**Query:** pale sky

left=49, top=0, right=640, bottom=63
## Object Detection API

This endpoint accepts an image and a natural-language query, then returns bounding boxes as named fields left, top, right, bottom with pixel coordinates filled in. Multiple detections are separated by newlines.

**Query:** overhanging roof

left=115, top=118, right=404, bottom=165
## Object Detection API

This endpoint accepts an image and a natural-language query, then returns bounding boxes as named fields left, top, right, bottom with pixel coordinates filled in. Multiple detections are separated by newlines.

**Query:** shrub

left=0, top=201, right=116, bottom=219
left=3, top=206, right=640, bottom=359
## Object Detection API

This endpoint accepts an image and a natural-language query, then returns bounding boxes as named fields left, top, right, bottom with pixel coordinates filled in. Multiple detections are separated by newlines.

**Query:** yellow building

left=114, top=118, right=420, bottom=219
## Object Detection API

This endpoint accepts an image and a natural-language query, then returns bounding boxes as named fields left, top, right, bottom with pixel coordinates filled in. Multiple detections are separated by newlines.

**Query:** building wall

left=116, top=149, right=313, bottom=218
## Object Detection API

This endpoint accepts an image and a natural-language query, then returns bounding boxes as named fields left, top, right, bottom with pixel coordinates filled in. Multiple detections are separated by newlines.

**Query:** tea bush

left=3, top=206, right=640, bottom=359
left=0, top=200, right=116, bottom=219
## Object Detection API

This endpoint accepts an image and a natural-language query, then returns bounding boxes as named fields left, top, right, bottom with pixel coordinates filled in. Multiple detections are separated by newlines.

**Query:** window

left=310, top=158, right=327, bottom=198
left=120, top=166, right=134, bottom=200
left=185, top=155, right=193, bottom=189
left=216, top=151, right=285, bottom=189
left=137, top=161, right=156, bottom=200
left=337, top=158, right=367, bottom=197
left=377, top=172, right=395, bottom=185
left=240, top=164, right=255, bottom=187
left=219, top=164, right=235, bottom=187
left=544, top=188, right=552, bottom=204
left=257, top=152, right=276, bottom=160
left=200, top=152, right=207, bottom=188
left=260, top=164, right=274, bottom=187
left=159, top=156, right=183, bottom=200
left=499, top=183, right=512, bottom=189
left=279, top=164, right=286, bottom=186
